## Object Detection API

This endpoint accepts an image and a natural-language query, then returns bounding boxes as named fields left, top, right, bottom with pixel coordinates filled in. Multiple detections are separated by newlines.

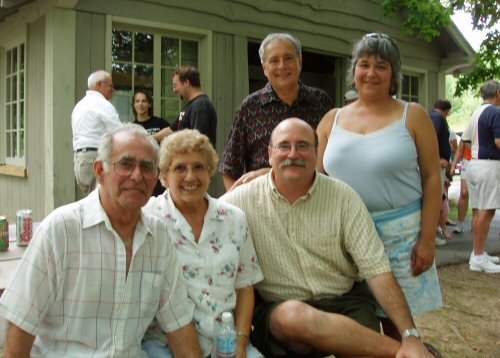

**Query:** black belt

left=75, top=147, right=97, bottom=153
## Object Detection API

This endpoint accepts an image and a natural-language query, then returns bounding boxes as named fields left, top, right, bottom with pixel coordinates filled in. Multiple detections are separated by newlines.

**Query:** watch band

left=401, top=328, right=421, bottom=339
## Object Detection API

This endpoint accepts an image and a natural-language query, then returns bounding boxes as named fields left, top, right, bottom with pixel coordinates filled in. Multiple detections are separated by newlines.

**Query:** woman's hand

left=236, top=336, right=248, bottom=358
left=411, top=237, right=436, bottom=276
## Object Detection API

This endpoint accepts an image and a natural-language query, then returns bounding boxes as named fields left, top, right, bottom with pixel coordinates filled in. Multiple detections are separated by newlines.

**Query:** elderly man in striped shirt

left=0, top=124, right=201, bottom=357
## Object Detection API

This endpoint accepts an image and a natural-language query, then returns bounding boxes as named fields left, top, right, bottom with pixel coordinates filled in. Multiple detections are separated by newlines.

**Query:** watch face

left=402, top=328, right=421, bottom=339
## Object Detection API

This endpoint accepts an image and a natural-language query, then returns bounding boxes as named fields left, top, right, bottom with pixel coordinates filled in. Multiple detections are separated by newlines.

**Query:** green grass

left=448, top=199, right=472, bottom=222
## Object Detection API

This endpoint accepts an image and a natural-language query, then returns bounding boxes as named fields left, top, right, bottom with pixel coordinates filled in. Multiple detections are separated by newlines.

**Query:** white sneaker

left=435, top=236, right=447, bottom=246
left=469, top=256, right=500, bottom=273
left=453, top=221, right=464, bottom=234
left=470, top=251, right=500, bottom=264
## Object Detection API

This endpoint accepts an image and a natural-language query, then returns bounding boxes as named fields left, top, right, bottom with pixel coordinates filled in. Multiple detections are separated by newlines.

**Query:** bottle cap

left=221, top=311, right=233, bottom=323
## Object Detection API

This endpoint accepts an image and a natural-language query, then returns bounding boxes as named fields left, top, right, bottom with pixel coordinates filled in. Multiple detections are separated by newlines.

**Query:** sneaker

left=470, top=251, right=500, bottom=264
left=435, top=236, right=447, bottom=246
left=436, top=229, right=452, bottom=241
left=453, top=221, right=464, bottom=234
left=469, top=256, right=500, bottom=273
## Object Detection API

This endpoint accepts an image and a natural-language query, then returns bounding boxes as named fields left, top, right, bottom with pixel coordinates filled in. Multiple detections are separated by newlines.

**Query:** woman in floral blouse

left=142, top=129, right=264, bottom=358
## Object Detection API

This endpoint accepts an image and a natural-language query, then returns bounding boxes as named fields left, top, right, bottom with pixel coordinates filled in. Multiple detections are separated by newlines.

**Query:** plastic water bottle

left=215, top=311, right=237, bottom=358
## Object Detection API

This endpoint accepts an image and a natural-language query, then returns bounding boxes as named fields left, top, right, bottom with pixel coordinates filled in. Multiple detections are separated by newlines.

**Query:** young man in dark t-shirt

left=152, top=66, right=217, bottom=146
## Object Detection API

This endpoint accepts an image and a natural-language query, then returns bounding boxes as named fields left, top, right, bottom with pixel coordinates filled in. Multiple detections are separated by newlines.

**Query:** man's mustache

left=280, top=159, right=307, bottom=168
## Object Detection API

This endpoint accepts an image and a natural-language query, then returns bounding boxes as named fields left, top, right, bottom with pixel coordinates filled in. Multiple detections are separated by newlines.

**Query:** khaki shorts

left=467, top=159, right=500, bottom=210
left=250, top=281, right=380, bottom=358
left=73, top=150, right=98, bottom=196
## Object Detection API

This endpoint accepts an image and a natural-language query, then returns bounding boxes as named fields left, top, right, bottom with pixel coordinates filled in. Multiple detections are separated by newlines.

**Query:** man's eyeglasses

left=362, top=33, right=399, bottom=48
left=270, top=142, right=316, bottom=155
left=169, top=163, right=209, bottom=176
left=111, top=160, right=158, bottom=179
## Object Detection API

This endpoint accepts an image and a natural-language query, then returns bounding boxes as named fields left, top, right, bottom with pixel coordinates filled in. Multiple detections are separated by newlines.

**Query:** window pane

left=134, top=32, right=154, bottom=64
left=20, top=44, right=25, bottom=70
left=411, top=76, right=419, bottom=96
left=134, top=64, right=154, bottom=90
left=6, top=49, right=12, bottom=75
left=112, top=63, right=133, bottom=92
left=6, top=133, right=12, bottom=157
left=12, top=47, right=17, bottom=72
left=6, top=77, right=11, bottom=102
left=402, top=76, right=409, bottom=95
left=5, top=105, right=11, bottom=130
left=20, top=72, right=24, bottom=99
left=164, top=98, right=180, bottom=122
left=112, top=29, right=132, bottom=62
left=12, top=104, right=17, bottom=130
left=112, top=94, right=133, bottom=122
left=181, top=40, right=198, bottom=67
left=19, top=130, right=24, bottom=157
left=162, top=37, right=179, bottom=66
left=161, top=68, right=175, bottom=97
left=402, top=95, right=410, bottom=102
left=19, top=101, right=24, bottom=129
left=12, top=75, right=17, bottom=101
left=12, top=132, right=17, bottom=157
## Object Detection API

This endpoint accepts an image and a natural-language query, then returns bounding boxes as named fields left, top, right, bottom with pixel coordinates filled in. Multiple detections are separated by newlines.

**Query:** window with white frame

left=111, top=26, right=199, bottom=123
left=2, top=41, right=26, bottom=166
left=401, top=74, right=420, bottom=103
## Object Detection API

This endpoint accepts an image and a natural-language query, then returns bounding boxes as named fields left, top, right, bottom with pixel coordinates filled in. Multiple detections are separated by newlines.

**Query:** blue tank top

left=323, top=102, right=422, bottom=211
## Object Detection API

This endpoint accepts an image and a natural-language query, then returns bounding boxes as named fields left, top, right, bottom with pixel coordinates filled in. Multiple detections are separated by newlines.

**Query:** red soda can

left=16, top=209, right=33, bottom=246
left=0, top=215, right=8, bottom=251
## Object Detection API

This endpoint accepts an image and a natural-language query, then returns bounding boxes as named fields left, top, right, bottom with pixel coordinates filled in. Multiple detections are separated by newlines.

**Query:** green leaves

left=381, top=0, right=453, bottom=41
left=382, top=0, right=499, bottom=96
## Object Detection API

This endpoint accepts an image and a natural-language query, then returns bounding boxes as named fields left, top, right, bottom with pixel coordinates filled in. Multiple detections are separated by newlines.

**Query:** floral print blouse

left=143, top=190, right=263, bottom=357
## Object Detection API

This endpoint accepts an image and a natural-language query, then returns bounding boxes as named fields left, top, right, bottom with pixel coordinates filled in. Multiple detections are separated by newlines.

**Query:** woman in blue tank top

left=316, top=33, right=443, bottom=341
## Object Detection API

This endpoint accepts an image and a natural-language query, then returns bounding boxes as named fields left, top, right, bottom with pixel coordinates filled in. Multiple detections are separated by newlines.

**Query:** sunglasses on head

left=362, top=32, right=399, bottom=48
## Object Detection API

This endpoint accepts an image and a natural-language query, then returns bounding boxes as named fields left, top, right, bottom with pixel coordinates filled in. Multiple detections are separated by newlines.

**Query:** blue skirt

left=371, top=200, right=443, bottom=316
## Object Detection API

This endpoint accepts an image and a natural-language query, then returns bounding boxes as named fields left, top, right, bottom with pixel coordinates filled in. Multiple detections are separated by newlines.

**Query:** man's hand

left=396, top=337, right=435, bottom=358
left=3, top=322, right=35, bottom=358
left=166, top=322, right=202, bottom=358
left=229, top=168, right=271, bottom=191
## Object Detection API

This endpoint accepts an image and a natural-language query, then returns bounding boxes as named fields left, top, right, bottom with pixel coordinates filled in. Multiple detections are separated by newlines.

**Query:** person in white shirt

left=0, top=124, right=202, bottom=357
left=72, top=70, right=122, bottom=196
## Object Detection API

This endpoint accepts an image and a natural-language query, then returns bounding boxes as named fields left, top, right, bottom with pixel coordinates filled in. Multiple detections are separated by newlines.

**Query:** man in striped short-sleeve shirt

left=0, top=124, right=202, bottom=357
left=221, top=118, right=434, bottom=358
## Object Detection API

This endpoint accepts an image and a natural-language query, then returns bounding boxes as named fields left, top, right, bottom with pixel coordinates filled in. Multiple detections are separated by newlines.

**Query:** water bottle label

left=216, top=336, right=236, bottom=356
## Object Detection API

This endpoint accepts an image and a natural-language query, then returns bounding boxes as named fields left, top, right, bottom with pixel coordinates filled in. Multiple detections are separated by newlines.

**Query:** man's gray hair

left=88, top=70, right=111, bottom=90
left=97, top=123, right=160, bottom=172
left=480, top=80, right=500, bottom=100
left=258, top=33, right=302, bottom=63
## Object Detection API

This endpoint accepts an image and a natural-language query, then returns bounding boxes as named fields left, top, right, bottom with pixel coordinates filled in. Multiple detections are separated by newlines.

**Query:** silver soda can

left=16, top=209, right=33, bottom=246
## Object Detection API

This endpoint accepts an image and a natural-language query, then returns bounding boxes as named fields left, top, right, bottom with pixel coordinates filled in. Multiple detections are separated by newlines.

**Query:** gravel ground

left=415, top=262, right=500, bottom=357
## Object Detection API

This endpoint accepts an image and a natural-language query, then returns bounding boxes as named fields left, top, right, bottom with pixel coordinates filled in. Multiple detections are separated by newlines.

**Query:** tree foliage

left=445, top=75, right=482, bottom=131
left=381, top=0, right=499, bottom=96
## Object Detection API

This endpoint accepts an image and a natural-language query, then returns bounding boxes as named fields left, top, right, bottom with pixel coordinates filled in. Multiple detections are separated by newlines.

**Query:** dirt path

left=416, top=263, right=500, bottom=357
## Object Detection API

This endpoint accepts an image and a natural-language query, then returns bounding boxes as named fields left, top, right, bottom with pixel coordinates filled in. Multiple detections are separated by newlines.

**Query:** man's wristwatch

left=401, top=328, right=421, bottom=340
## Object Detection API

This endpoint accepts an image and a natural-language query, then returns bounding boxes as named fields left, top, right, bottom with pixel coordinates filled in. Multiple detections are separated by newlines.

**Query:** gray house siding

left=0, top=0, right=474, bottom=219
left=0, top=16, right=47, bottom=222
